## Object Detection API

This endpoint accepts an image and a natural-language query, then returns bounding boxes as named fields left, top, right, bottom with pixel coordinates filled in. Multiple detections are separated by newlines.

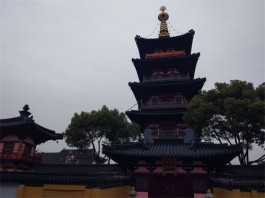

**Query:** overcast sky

left=1, top=0, right=264, bottom=160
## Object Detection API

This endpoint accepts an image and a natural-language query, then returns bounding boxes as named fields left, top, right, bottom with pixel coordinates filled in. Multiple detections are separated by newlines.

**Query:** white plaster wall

left=0, top=183, right=18, bottom=198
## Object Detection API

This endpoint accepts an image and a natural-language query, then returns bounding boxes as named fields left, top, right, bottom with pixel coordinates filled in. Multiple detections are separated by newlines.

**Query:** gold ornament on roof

left=160, top=6, right=166, bottom=12
left=158, top=6, right=170, bottom=38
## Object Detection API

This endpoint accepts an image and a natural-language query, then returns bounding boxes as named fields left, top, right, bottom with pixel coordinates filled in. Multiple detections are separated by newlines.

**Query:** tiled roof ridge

left=135, top=29, right=194, bottom=41
left=107, top=141, right=241, bottom=149
left=0, top=116, right=34, bottom=125
left=112, top=142, right=143, bottom=149
left=31, top=164, right=121, bottom=168
left=0, top=171, right=130, bottom=185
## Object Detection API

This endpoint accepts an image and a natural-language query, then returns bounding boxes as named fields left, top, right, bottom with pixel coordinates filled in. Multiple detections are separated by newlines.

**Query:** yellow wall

left=17, top=184, right=131, bottom=198
left=213, top=187, right=265, bottom=198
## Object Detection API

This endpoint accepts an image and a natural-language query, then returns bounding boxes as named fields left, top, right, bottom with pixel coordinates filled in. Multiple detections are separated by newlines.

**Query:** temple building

left=0, top=105, right=130, bottom=198
left=0, top=105, right=63, bottom=172
left=0, top=6, right=264, bottom=198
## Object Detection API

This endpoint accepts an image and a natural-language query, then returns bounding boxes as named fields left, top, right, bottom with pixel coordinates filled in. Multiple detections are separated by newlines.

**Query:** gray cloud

left=1, top=1, right=264, bottom=160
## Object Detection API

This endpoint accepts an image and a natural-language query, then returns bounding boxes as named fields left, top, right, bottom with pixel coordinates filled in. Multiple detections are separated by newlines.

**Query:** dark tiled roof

left=126, top=110, right=185, bottom=128
left=103, top=142, right=241, bottom=159
left=30, top=164, right=125, bottom=174
left=38, top=149, right=94, bottom=164
left=0, top=116, right=63, bottom=144
left=129, top=78, right=206, bottom=102
left=135, top=29, right=195, bottom=59
left=132, top=53, right=200, bottom=82
left=212, top=165, right=265, bottom=192
left=0, top=164, right=130, bottom=187
left=103, top=142, right=242, bottom=170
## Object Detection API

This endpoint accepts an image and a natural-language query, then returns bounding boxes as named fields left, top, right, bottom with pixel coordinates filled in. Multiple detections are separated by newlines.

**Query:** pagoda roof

left=129, top=78, right=206, bottom=102
left=0, top=116, right=63, bottom=145
left=103, top=141, right=242, bottom=170
left=132, top=53, right=200, bottom=82
left=126, top=110, right=185, bottom=127
left=135, top=29, right=195, bottom=59
left=0, top=164, right=129, bottom=187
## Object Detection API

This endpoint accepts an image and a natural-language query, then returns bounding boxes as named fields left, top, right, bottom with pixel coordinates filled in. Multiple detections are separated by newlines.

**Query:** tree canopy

left=64, top=105, right=140, bottom=163
left=184, top=80, right=265, bottom=165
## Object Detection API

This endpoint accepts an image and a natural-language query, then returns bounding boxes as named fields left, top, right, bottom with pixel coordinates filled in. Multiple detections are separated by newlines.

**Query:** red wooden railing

left=145, top=50, right=185, bottom=58
left=141, top=101, right=188, bottom=109
left=0, top=151, right=42, bottom=163
left=143, top=74, right=190, bottom=82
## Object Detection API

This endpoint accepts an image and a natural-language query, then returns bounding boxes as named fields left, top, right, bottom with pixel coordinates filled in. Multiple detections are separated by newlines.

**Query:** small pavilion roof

left=132, top=53, right=200, bottom=82
left=129, top=78, right=206, bottom=102
left=0, top=105, right=63, bottom=144
left=135, top=29, right=195, bottom=59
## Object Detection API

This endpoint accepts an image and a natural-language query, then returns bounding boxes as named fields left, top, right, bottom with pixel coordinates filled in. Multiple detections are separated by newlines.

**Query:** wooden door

left=148, top=174, right=194, bottom=198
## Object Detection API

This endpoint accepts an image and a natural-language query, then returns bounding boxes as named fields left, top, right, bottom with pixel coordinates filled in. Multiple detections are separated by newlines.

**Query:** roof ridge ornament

left=158, top=6, right=170, bottom=38
left=19, top=104, right=33, bottom=120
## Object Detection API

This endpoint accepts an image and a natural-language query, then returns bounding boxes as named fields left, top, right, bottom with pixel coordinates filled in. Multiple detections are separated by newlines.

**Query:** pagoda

left=103, top=7, right=242, bottom=198
left=126, top=6, right=205, bottom=138
left=0, top=105, right=63, bottom=171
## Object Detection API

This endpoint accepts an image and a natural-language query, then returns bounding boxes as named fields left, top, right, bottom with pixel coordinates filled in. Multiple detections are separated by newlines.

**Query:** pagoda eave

left=126, top=110, right=185, bottom=126
left=132, top=53, right=200, bottom=82
left=129, top=78, right=206, bottom=102
left=103, top=142, right=242, bottom=171
left=135, top=29, right=195, bottom=59
left=132, top=52, right=200, bottom=63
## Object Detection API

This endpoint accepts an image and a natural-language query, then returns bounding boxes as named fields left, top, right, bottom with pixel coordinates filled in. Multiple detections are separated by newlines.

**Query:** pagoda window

left=150, top=95, right=159, bottom=104
left=166, top=68, right=179, bottom=78
left=23, top=144, right=32, bottom=155
left=152, top=69, right=164, bottom=79
left=159, top=121, right=176, bottom=138
left=2, top=142, right=15, bottom=153
left=161, top=94, right=172, bottom=103
left=174, top=93, right=187, bottom=105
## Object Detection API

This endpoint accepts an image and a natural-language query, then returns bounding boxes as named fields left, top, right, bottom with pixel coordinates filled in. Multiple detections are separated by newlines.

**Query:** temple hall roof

left=103, top=142, right=242, bottom=171
left=212, top=165, right=265, bottom=192
left=0, top=164, right=129, bottom=187
left=103, top=142, right=241, bottom=159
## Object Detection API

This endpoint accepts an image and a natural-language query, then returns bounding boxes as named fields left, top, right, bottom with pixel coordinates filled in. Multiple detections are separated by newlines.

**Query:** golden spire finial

left=158, top=6, right=170, bottom=38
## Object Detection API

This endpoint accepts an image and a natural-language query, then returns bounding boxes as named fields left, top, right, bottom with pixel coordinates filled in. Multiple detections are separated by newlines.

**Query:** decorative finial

left=158, top=6, right=170, bottom=38
left=160, top=6, right=166, bottom=12
left=19, top=104, right=33, bottom=120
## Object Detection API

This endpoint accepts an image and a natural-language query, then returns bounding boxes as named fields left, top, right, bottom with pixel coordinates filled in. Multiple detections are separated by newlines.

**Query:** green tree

left=184, top=80, right=265, bottom=165
left=64, top=105, right=140, bottom=163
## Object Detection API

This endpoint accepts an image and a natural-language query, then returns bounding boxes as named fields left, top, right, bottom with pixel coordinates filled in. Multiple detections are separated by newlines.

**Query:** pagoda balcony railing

left=141, top=101, right=188, bottom=109
left=0, top=151, right=42, bottom=163
left=143, top=74, right=190, bottom=82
